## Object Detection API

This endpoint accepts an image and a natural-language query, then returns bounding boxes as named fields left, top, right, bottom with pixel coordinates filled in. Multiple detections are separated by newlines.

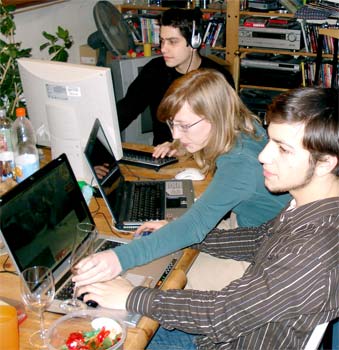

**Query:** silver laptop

left=0, top=154, right=187, bottom=325
left=84, top=118, right=195, bottom=231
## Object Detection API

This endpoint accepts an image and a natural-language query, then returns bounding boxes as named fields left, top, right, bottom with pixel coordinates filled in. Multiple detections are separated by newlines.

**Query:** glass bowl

left=46, top=309, right=126, bottom=350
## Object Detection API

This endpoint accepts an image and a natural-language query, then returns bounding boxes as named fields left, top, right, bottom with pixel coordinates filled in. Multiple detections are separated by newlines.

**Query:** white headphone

left=190, top=20, right=202, bottom=49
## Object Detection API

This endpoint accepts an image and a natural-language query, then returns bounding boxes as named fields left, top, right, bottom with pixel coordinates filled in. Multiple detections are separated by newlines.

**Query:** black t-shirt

left=116, top=56, right=235, bottom=145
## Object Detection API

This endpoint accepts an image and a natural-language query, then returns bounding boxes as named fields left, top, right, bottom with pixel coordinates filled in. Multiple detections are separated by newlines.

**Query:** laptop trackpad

left=166, top=197, right=188, bottom=208
left=124, top=273, right=153, bottom=287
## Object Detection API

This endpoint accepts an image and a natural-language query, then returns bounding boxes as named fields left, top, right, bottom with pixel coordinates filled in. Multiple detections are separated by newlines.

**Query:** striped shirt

left=126, top=197, right=339, bottom=349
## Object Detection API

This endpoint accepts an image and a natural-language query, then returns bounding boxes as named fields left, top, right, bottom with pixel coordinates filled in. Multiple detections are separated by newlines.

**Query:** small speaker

left=190, top=20, right=202, bottom=49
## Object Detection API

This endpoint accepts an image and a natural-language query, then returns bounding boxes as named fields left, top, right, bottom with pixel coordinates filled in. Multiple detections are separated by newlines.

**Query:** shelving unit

left=118, top=2, right=338, bottom=93
left=118, top=3, right=239, bottom=80
left=237, top=6, right=339, bottom=91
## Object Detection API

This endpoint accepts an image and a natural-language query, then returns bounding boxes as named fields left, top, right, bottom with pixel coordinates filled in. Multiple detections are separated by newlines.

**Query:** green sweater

left=115, top=129, right=291, bottom=271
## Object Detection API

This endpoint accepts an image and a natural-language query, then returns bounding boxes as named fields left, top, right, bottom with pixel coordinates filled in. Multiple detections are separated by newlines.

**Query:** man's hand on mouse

left=77, top=277, right=134, bottom=310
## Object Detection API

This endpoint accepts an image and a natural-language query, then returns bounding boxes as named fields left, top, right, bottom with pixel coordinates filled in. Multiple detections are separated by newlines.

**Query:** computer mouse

left=174, top=168, right=205, bottom=181
left=78, top=292, right=98, bottom=308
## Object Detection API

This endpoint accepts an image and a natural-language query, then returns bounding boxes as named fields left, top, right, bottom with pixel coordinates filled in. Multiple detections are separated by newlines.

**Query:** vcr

left=240, top=66, right=302, bottom=88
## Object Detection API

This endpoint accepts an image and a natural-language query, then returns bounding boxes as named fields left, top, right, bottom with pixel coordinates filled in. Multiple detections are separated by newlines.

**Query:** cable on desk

left=93, top=211, right=115, bottom=234
left=119, top=163, right=161, bottom=181
left=90, top=194, right=100, bottom=216
left=0, top=255, right=18, bottom=275
left=89, top=196, right=115, bottom=234
left=119, top=163, right=141, bottom=180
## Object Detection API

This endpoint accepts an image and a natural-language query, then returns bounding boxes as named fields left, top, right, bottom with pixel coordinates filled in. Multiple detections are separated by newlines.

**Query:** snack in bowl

left=46, top=310, right=126, bottom=350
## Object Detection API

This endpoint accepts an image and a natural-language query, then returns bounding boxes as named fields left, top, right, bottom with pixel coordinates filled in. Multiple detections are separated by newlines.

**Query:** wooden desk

left=0, top=143, right=210, bottom=349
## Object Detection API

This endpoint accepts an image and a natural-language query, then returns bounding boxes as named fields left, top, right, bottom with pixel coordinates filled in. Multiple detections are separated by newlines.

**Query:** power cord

left=0, top=255, right=18, bottom=275
left=186, top=49, right=194, bottom=74
left=119, top=163, right=160, bottom=181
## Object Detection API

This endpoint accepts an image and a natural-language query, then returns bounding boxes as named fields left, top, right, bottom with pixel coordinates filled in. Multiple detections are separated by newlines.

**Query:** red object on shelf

left=243, top=17, right=267, bottom=28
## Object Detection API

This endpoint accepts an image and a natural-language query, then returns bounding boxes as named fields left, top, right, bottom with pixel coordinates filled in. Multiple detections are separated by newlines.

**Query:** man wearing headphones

left=117, top=8, right=235, bottom=146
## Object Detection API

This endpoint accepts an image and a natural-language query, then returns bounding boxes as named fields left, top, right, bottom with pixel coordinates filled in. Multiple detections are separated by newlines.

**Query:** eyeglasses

left=166, top=119, right=204, bottom=133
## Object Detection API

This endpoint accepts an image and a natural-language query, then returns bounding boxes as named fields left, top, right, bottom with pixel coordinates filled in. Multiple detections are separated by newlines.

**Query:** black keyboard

left=120, top=148, right=178, bottom=171
left=126, top=182, right=164, bottom=221
left=56, top=240, right=122, bottom=303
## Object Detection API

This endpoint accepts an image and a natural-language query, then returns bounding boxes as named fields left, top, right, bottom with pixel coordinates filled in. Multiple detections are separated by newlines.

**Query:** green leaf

left=57, top=26, right=68, bottom=39
left=42, top=31, right=56, bottom=41
left=39, top=42, right=49, bottom=51
left=48, top=45, right=60, bottom=55
left=53, top=50, right=68, bottom=62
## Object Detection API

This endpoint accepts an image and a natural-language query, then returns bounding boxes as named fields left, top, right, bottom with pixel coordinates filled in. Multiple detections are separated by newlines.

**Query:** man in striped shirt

left=78, top=87, right=339, bottom=350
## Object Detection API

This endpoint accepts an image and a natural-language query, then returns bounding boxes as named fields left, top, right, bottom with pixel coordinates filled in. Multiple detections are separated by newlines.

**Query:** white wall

left=11, top=0, right=120, bottom=63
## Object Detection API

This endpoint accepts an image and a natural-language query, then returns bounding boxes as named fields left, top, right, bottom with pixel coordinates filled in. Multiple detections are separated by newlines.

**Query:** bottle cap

left=15, top=107, right=26, bottom=117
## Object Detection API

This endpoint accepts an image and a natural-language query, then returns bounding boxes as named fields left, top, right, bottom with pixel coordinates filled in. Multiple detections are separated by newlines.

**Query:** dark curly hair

left=266, top=87, right=339, bottom=176
left=160, top=8, right=203, bottom=46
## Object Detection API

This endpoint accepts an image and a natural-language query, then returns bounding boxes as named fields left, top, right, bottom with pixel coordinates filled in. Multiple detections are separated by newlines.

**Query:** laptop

left=0, top=154, right=189, bottom=325
left=84, top=118, right=195, bottom=231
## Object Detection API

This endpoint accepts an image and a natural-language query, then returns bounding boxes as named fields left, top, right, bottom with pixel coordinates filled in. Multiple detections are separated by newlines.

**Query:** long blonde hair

left=157, top=68, right=261, bottom=173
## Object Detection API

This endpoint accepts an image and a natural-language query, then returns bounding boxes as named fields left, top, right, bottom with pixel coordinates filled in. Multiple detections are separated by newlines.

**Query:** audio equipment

left=191, top=20, right=202, bottom=49
left=248, top=0, right=280, bottom=11
left=241, top=58, right=300, bottom=72
left=239, top=26, right=302, bottom=50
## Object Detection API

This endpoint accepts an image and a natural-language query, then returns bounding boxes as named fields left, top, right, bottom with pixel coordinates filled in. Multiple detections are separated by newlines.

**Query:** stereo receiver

left=239, top=26, right=302, bottom=50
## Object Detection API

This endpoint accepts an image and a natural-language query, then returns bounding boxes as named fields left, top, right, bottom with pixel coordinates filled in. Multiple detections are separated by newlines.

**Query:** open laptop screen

left=0, top=154, right=94, bottom=273
left=84, top=118, right=125, bottom=222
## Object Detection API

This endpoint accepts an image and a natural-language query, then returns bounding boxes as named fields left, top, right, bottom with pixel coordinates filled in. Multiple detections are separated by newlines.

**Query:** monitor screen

left=17, top=58, right=123, bottom=183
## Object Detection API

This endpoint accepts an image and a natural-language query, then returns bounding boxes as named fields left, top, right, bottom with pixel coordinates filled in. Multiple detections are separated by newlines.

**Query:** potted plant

left=0, top=2, right=31, bottom=120
left=40, top=25, right=73, bottom=62
left=0, top=2, right=73, bottom=120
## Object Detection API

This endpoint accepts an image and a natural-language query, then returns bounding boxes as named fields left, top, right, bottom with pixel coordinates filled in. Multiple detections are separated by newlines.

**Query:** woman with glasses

left=73, top=69, right=291, bottom=290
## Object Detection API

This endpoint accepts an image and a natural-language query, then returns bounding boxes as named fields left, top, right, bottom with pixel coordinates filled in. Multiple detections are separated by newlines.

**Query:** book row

left=299, top=20, right=339, bottom=54
left=124, top=14, right=160, bottom=45
left=301, top=60, right=338, bottom=88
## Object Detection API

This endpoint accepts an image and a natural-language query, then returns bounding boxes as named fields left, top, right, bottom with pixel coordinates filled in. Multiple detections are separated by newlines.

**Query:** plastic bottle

left=0, top=108, right=15, bottom=182
left=12, top=107, right=39, bottom=183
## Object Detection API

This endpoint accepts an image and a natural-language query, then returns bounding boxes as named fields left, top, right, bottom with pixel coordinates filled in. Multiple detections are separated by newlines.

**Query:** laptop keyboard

left=126, top=182, right=165, bottom=221
left=120, top=148, right=178, bottom=171
left=56, top=240, right=122, bottom=302
left=55, top=239, right=180, bottom=327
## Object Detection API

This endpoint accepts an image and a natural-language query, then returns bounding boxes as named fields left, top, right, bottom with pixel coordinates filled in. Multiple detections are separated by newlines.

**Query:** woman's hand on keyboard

left=152, top=142, right=178, bottom=158
left=77, top=277, right=133, bottom=310
left=134, top=220, right=168, bottom=236
left=72, top=249, right=122, bottom=287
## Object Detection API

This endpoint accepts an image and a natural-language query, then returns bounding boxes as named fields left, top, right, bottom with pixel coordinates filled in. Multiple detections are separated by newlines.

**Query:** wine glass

left=60, top=222, right=97, bottom=312
left=20, top=265, right=55, bottom=349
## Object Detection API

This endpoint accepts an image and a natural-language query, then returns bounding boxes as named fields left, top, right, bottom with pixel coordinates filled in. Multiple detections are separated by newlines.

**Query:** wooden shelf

left=240, top=84, right=290, bottom=92
left=119, top=4, right=169, bottom=11
left=120, top=4, right=226, bottom=13
left=238, top=47, right=336, bottom=59
left=318, top=28, right=339, bottom=40
left=240, top=10, right=295, bottom=18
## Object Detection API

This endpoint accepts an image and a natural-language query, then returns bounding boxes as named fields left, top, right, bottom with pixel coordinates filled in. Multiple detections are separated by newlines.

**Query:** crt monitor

left=17, top=58, right=123, bottom=183
left=108, top=55, right=158, bottom=145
